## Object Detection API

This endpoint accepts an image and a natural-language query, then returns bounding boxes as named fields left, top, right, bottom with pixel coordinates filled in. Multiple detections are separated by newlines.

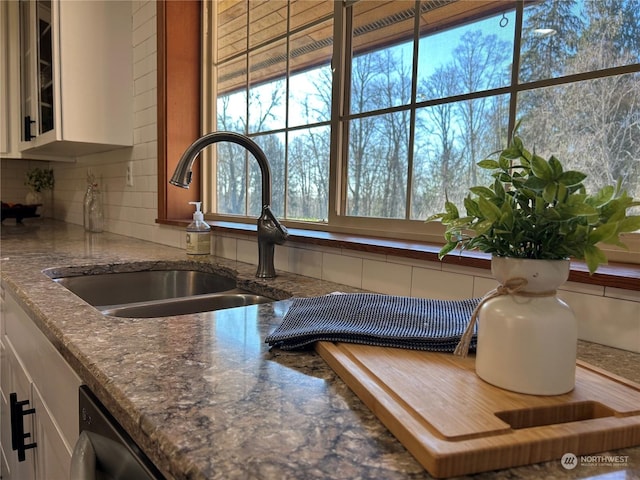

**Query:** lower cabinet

left=0, top=286, right=81, bottom=480
left=1, top=337, right=36, bottom=480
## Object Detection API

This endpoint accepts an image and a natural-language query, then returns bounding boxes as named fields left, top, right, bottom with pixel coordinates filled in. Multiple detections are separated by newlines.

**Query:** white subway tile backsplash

left=134, top=88, right=156, bottom=112
left=322, top=252, right=362, bottom=289
left=237, top=238, right=257, bottom=265
left=215, top=236, right=237, bottom=260
left=605, top=287, right=640, bottom=302
left=134, top=106, right=156, bottom=129
left=560, top=280, right=605, bottom=296
left=442, top=261, right=493, bottom=279
left=363, top=259, right=411, bottom=296
left=140, top=175, right=157, bottom=193
left=132, top=1, right=154, bottom=27
left=411, top=267, right=474, bottom=300
left=145, top=141, right=157, bottom=159
left=133, top=52, right=156, bottom=79
left=134, top=35, right=156, bottom=62
left=134, top=124, right=157, bottom=144
left=343, top=249, right=387, bottom=262
left=139, top=157, right=157, bottom=174
left=124, top=191, right=142, bottom=207
left=150, top=225, right=182, bottom=249
left=288, top=246, right=322, bottom=278
left=272, top=244, right=290, bottom=272
left=472, top=276, right=498, bottom=297
left=134, top=70, right=156, bottom=95
left=140, top=192, right=156, bottom=209
left=391, top=255, right=442, bottom=271
left=560, top=290, right=640, bottom=352
left=132, top=16, right=155, bottom=47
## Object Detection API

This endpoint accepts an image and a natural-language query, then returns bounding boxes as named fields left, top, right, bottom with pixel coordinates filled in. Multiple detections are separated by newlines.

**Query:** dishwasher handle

left=71, top=430, right=159, bottom=480
left=70, top=431, right=97, bottom=480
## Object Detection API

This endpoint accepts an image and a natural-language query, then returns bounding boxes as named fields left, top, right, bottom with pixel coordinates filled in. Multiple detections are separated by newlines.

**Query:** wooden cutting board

left=316, top=341, right=640, bottom=478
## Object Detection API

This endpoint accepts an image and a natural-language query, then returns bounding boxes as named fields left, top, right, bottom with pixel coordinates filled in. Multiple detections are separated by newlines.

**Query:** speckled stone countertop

left=1, top=220, right=639, bottom=480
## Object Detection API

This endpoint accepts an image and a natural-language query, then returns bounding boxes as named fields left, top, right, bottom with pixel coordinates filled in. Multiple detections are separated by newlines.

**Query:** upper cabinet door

left=14, top=0, right=133, bottom=159
left=19, top=0, right=51, bottom=142
left=0, top=1, right=24, bottom=158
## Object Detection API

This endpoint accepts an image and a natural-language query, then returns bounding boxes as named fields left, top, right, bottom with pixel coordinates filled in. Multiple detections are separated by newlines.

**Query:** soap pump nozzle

left=189, top=201, right=205, bottom=223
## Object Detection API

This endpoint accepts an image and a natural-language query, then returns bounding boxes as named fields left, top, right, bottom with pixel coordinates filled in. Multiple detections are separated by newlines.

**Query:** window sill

left=157, top=219, right=640, bottom=292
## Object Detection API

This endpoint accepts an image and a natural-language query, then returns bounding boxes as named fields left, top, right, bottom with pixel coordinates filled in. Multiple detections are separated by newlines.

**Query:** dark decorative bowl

left=1, top=202, right=41, bottom=224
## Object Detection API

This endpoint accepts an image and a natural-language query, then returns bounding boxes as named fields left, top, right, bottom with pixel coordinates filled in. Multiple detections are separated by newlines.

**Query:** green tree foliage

left=519, top=0, right=583, bottom=82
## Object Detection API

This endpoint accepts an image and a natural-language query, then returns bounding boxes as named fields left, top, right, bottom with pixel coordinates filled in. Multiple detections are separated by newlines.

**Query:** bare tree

left=347, top=49, right=412, bottom=217
left=519, top=0, right=583, bottom=82
left=216, top=95, right=248, bottom=214
left=413, top=64, right=460, bottom=218
left=452, top=30, right=511, bottom=187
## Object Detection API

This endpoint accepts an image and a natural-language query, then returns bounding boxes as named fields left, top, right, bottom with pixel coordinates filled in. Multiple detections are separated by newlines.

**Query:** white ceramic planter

left=475, top=257, right=577, bottom=395
left=25, top=189, right=42, bottom=205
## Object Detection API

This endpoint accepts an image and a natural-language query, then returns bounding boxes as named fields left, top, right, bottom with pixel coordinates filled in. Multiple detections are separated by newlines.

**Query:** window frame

left=158, top=0, right=640, bottom=279
left=157, top=0, right=202, bottom=223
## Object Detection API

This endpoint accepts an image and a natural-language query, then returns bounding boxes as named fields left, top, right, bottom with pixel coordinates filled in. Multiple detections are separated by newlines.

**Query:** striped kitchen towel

left=265, top=293, right=480, bottom=352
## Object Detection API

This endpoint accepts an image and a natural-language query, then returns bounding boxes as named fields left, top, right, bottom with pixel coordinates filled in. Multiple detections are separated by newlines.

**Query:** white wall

left=48, top=1, right=183, bottom=249
left=2, top=1, right=637, bottom=353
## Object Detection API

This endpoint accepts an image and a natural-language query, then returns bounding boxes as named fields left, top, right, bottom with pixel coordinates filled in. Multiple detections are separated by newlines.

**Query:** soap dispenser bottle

left=186, top=201, right=211, bottom=255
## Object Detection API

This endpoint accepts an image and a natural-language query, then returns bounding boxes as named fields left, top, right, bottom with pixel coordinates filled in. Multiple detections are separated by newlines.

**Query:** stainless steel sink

left=100, top=290, right=273, bottom=318
left=53, top=270, right=237, bottom=307
left=51, top=269, right=274, bottom=317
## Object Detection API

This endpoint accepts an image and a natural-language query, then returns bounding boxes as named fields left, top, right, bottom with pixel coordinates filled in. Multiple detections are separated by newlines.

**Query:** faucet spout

left=170, top=131, right=288, bottom=278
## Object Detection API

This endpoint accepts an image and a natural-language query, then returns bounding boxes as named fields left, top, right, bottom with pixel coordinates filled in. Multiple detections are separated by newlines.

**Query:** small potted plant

left=427, top=121, right=640, bottom=395
left=24, top=167, right=55, bottom=218
left=24, top=167, right=55, bottom=205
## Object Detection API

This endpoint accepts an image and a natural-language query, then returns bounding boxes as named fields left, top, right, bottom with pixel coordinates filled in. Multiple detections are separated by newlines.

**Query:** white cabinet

left=1, top=340, right=37, bottom=480
left=0, top=0, right=23, bottom=158
left=0, top=286, right=82, bottom=480
left=32, top=385, right=73, bottom=480
left=1, top=0, right=133, bottom=160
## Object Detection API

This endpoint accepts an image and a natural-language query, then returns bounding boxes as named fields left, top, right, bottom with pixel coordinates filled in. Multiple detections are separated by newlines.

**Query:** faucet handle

left=258, top=206, right=288, bottom=245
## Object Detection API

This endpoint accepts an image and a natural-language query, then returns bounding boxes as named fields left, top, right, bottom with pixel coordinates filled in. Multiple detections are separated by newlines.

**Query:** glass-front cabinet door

left=12, top=0, right=132, bottom=158
left=19, top=0, right=53, bottom=143
left=36, top=1, right=53, bottom=135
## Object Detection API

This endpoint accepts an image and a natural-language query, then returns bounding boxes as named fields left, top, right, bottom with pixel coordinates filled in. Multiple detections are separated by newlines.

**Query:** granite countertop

left=1, top=220, right=639, bottom=480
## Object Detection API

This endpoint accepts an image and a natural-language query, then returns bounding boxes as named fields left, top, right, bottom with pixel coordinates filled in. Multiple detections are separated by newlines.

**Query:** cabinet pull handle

left=23, top=116, right=36, bottom=141
left=9, top=393, right=38, bottom=462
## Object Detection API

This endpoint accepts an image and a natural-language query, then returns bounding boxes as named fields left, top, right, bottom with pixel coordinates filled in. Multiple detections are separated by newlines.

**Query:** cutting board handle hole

left=495, top=401, right=615, bottom=429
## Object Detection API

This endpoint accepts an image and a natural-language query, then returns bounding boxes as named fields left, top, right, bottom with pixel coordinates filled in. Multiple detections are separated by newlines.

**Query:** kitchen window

left=196, top=0, right=640, bottom=264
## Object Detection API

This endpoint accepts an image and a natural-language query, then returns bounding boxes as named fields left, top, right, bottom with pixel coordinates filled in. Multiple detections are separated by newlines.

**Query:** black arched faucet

left=170, top=132, right=289, bottom=278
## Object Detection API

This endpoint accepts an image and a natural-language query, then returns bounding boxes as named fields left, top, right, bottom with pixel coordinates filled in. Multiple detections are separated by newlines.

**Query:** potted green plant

left=25, top=167, right=54, bottom=195
left=427, top=122, right=640, bottom=395
left=24, top=167, right=55, bottom=206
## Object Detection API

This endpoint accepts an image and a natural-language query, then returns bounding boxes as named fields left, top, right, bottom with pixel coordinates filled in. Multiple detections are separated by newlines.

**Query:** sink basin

left=51, top=269, right=274, bottom=317
left=53, top=270, right=237, bottom=307
left=100, top=290, right=273, bottom=318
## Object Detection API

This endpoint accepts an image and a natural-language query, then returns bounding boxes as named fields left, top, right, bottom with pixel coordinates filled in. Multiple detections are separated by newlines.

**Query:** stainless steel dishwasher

left=70, top=386, right=165, bottom=480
